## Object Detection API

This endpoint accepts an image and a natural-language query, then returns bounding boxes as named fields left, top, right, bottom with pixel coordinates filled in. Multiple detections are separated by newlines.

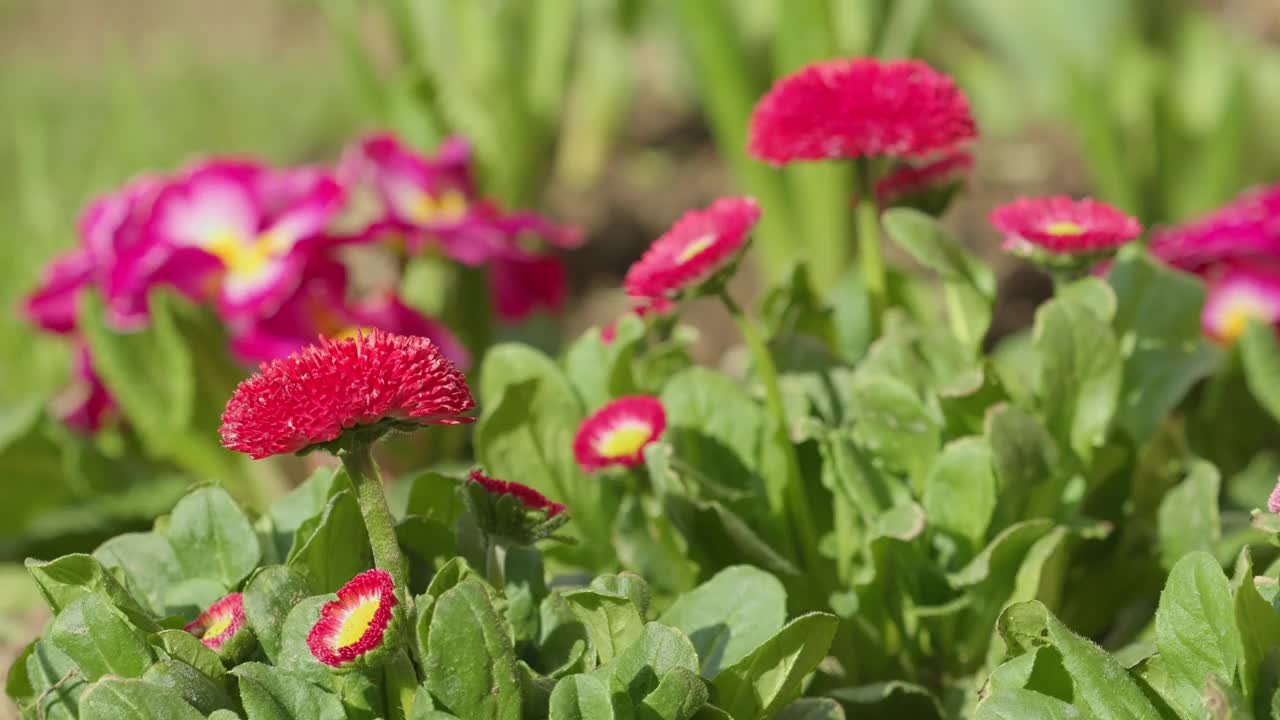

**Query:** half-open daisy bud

left=184, top=593, right=255, bottom=663
left=748, top=58, right=976, bottom=166
left=464, top=470, right=570, bottom=545
left=623, top=197, right=760, bottom=302
left=990, top=196, right=1142, bottom=274
left=307, top=569, right=401, bottom=671
left=220, top=329, right=475, bottom=459
left=574, top=396, right=666, bottom=472
left=1201, top=264, right=1280, bottom=344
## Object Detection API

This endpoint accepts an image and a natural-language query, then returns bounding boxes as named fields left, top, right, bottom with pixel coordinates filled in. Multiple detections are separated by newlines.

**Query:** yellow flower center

left=597, top=425, right=651, bottom=458
left=207, top=230, right=287, bottom=276
left=1221, top=300, right=1269, bottom=343
left=1044, top=221, right=1085, bottom=237
left=676, top=234, right=716, bottom=264
left=336, top=598, right=380, bottom=648
left=409, top=188, right=468, bottom=225
left=202, top=615, right=233, bottom=641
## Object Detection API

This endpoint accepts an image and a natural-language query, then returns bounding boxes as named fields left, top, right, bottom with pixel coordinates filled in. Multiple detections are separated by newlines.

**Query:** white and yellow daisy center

left=335, top=597, right=381, bottom=649
left=1220, top=299, right=1271, bottom=343
left=409, top=188, right=468, bottom=226
left=596, top=423, right=652, bottom=458
left=207, top=229, right=288, bottom=277
left=1044, top=221, right=1084, bottom=237
left=202, top=615, right=233, bottom=641
left=676, top=234, right=717, bottom=264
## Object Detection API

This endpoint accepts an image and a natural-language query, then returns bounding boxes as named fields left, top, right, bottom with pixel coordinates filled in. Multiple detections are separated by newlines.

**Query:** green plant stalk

left=854, top=159, right=886, bottom=336
left=340, top=443, right=408, bottom=602
left=384, top=648, right=419, bottom=720
left=483, top=535, right=506, bottom=591
left=717, top=289, right=821, bottom=584
left=942, top=282, right=973, bottom=347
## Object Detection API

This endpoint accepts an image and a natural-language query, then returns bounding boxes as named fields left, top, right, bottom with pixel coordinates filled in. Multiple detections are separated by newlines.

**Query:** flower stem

left=483, top=535, right=506, bottom=591
left=384, top=648, right=419, bottom=720
left=340, top=443, right=408, bottom=602
left=717, top=289, right=821, bottom=582
left=855, top=158, right=886, bottom=336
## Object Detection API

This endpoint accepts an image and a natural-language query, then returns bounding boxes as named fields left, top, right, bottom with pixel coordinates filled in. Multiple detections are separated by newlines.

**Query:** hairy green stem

left=854, top=159, right=886, bottom=336
left=340, top=443, right=408, bottom=602
left=717, top=289, right=821, bottom=583
left=384, top=648, right=419, bottom=720
left=483, top=535, right=507, bottom=591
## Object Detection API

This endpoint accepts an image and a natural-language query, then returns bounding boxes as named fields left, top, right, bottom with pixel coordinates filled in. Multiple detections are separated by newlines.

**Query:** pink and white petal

left=266, top=176, right=346, bottom=251
left=54, top=345, right=116, bottom=434
left=216, top=253, right=306, bottom=320
left=23, top=249, right=95, bottom=334
left=1202, top=265, right=1280, bottom=342
left=151, top=167, right=261, bottom=249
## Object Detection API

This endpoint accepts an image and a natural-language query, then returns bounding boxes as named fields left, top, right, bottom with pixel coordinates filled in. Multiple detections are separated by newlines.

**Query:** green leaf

left=922, top=437, right=997, bottom=561
left=425, top=578, right=522, bottom=720
left=596, top=622, right=701, bottom=707
left=1107, top=248, right=1220, bottom=443
left=94, top=531, right=184, bottom=616
left=534, top=592, right=589, bottom=678
left=268, top=467, right=337, bottom=557
left=1233, top=549, right=1280, bottom=703
left=78, top=677, right=205, bottom=719
left=776, top=698, right=847, bottom=719
left=847, top=372, right=942, bottom=483
left=232, top=662, right=346, bottom=720
left=658, top=565, right=787, bottom=679
left=999, top=601, right=1162, bottom=720
left=24, top=640, right=88, bottom=720
left=162, top=577, right=228, bottom=620
left=166, top=487, right=261, bottom=589
left=549, top=674, right=622, bottom=720
left=148, top=629, right=227, bottom=688
left=976, top=689, right=1097, bottom=720
left=1156, top=461, right=1221, bottom=570
left=713, top=612, right=839, bottom=720
left=1241, top=319, right=1280, bottom=424
left=143, top=659, right=234, bottom=714
left=985, top=404, right=1059, bottom=529
left=1033, top=279, right=1123, bottom=459
left=24, top=553, right=157, bottom=630
left=1155, top=552, right=1244, bottom=718
left=276, top=596, right=339, bottom=687
left=49, top=593, right=154, bottom=681
left=402, top=471, right=466, bottom=525
left=829, top=681, right=943, bottom=719
left=590, top=573, right=653, bottom=620
left=638, top=665, right=708, bottom=720
left=563, top=313, right=642, bottom=409
left=563, top=589, right=645, bottom=666
left=286, top=489, right=372, bottom=594
left=242, top=565, right=312, bottom=663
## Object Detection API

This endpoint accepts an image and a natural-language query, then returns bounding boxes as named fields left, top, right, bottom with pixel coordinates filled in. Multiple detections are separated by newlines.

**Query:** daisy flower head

left=307, top=569, right=399, bottom=670
left=624, top=197, right=761, bottom=301
left=1201, top=263, right=1280, bottom=344
left=1148, top=183, right=1280, bottom=275
left=574, top=395, right=666, bottom=472
left=990, top=196, right=1142, bottom=269
left=749, top=58, right=976, bottom=166
left=220, top=330, right=475, bottom=459
left=464, top=470, right=569, bottom=545
left=184, top=593, right=255, bottom=661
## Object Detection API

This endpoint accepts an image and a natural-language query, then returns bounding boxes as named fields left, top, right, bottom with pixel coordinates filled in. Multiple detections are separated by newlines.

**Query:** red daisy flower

left=990, top=196, right=1142, bottom=256
left=748, top=58, right=976, bottom=165
left=573, top=395, right=666, bottom=471
left=623, top=197, right=760, bottom=300
left=220, top=330, right=475, bottom=459
left=307, top=569, right=398, bottom=668
left=184, top=593, right=248, bottom=653
left=875, top=150, right=974, bottom=208
left=1149, top=183, right=1280, bottom=274
left=468, top=469, right=566, bottom=517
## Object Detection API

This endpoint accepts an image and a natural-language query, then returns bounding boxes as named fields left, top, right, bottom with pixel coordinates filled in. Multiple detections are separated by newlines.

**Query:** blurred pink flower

left=1200, top=262, right=1280, bottom=344
left=990, top=196, right=1142, bottom=256
left=143, top=160, right=345, bottom=320
left=52, top=343, right=116, bottom=434
left=228, top=257, right=467, bottom=367
left=1149, top=183, right=1280, bottom=274
left=22, top=248, right=94, bottom=334
left=489, top=253, right=568, bottom=322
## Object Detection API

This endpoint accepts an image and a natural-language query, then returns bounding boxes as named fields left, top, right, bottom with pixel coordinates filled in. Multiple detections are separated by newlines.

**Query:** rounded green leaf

left=49, top=593, right=154, bottom=681
left=78, top=677, right=205, bottom=719
left=166, top=487, right=261, bottom=589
